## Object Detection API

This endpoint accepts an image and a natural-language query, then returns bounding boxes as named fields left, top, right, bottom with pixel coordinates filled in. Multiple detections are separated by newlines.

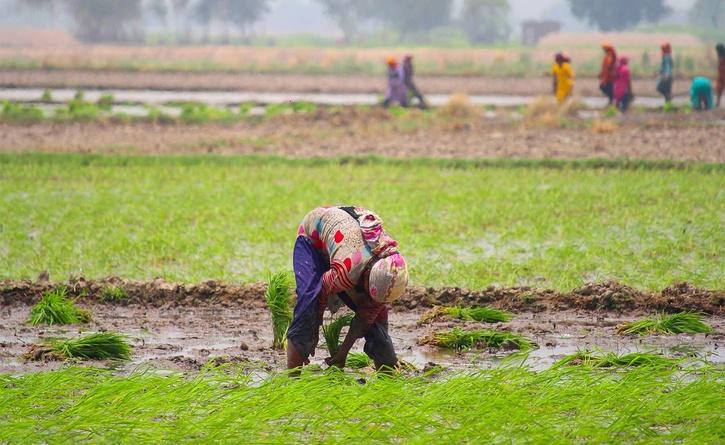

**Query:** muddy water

left=0, top=87, right=686, bottom=109
left=1, top=302, right=721, bottom=374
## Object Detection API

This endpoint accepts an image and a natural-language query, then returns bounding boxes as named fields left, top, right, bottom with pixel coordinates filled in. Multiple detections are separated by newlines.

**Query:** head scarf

left=386, top=56, right=397, bottom=67
left=555, top=52, right=565, bottom=64
left=368, top=253, right=408, bottom=303
left=619, top=56, right=629, bottom=66
left=717, top=43, right=725, bottom=58
left=661, top=42, right=672, bottom=54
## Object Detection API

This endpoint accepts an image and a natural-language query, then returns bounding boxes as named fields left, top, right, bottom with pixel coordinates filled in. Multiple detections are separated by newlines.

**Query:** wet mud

left=1, top=278, right=722, bottom=374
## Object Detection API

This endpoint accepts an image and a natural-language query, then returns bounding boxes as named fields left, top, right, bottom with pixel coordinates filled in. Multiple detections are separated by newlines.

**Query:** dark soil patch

left=2, top=277, right=721, bottom=315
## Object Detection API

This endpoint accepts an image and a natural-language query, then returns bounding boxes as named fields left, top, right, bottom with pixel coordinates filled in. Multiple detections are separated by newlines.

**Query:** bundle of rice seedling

left=24, top=332, right=132, bottom=361
left=28, top=287, right=91, bottom=325
left=555, top=350, right=677, bottom=369
left=265, top=272, right=293, bottom=350
left=617, top=312, right=713, bottom=336
left=346, top=352, right=372, bottom=369
left=419, top=306, right=513, bottom=324
left=420, top=327, right=536, bottom=351
left=322, top=313, right=354, bottom=357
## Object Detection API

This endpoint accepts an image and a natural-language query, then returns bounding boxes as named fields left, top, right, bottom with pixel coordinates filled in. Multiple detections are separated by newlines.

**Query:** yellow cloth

left=553, top=62, right=575, bottom=103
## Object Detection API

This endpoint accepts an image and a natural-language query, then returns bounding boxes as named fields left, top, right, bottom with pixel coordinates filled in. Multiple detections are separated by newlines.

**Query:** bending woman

left=287, top=206, right=409, bottom=371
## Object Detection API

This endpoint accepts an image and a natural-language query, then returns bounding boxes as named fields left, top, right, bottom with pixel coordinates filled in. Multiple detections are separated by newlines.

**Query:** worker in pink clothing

left=614, top=57, right=633, bottom=112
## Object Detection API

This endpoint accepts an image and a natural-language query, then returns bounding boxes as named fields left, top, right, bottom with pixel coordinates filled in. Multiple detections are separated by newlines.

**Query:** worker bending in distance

left=552, top=52, right=574, bottom=104
left=287, top=206, right=409, bottom=372
left=403, top=55, right=427, bottom=109
left=383, top=56, right=408, bottom=108
left=690, top=76, right=714, bottom=111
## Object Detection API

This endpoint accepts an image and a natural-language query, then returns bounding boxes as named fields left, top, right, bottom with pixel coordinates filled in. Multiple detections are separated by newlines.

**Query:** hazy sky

left=258, top=0, right=698, bottom=36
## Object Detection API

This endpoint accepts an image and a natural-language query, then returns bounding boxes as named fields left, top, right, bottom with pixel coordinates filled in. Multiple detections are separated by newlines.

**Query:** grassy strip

left=554, top=350, right=679, bottom=369
left=24, top=332, right=131, bottom=361
left=264, top=272, right=293, bottom=350
left=322, top=313, right=354, bottom=357
left=28, top=287, right=91, bottom=325
left=2, top=152, right=724, bottom=173
left=0, top=366, right=721, bottom=443
left=1, top=154, right=722, bottom=290
left=617, top=312, right=714, bottom=335
left=419, top=305, right=513, bottom=324
left=420, top=327, right=536, bottom=351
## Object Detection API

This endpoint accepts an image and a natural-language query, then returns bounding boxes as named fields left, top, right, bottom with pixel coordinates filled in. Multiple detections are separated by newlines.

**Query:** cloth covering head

left=368, top=252, right=408, bottom=304
left=717, top=43, right=725, bottom=58
left=661, top=42, right=672, bottom=53
left=386, top=56, right=397, bottom=67
left=555, top=52, right=565, bottom=63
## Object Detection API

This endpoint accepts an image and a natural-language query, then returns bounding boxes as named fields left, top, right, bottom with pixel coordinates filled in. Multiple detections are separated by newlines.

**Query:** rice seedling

left=40, top=89, right=53, bottom=103
left=1, top=364, right=720, bottom=443
left=96, top=93, right=115, bottom=111
left=322, top=313, right=354, bottom=356
left=554, top=349, right=678, bottom=369
left=28, top=287, right=91, bottom=325
left=346, top=352, right=372, bottom=369
left=0, top=101, right=44, bottom=123
left=617, top=312, right=713, bottom=336
left=24, top=332, right=132, bottom=362
left=265, top=272, right=293, bottom=350
left=419, top=305, right=513, bottom=324
left=420, top=327, right=536, bottom=351
left=99, top=285, right=128, bottom=302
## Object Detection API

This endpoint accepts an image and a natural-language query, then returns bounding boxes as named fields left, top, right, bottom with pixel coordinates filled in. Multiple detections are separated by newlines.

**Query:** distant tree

left=459, top=0, right=510, bottom=44
left=365, top=0, right=454, bottom=41
left=65, top=0, right=145, bottom=42
left=567, top=0, right=670, bottom=31
left=145, top=0, right=169, bottom=26
left=315, top=0, right=368, bottom=42
left=689, top=0, right=724, bottom=28
left=171, top=0, right=193, bottom=43
left=192, top=0, right=269, bottom=43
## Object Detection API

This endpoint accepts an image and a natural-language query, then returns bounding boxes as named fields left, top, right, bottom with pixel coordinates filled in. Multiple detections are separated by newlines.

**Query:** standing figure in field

left=287, top=206, right=409, bottom=372
left=552, top=52, right=574, bottom=104
left=690, top=76, right=714, bottom=111
left=383, top=56, right=408, bottom=108
left=657, top=42, right=674, bottom=104
left=614, top=57, right=633, bottom=113
left=599, top=42, right=618, bottom=106
left=716, top=43, right=725, bottom=107
left=403, top=55, right=428, bottom=109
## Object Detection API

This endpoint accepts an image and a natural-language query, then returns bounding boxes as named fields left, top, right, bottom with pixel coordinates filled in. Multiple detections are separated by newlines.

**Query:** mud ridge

left=1, top=277, right=722, bottom=315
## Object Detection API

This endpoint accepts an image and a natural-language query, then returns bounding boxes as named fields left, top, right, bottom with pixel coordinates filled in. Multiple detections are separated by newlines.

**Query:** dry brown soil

left=2, top=109, right=724, bottom=162
left=1, top=278, right=722, bottom=374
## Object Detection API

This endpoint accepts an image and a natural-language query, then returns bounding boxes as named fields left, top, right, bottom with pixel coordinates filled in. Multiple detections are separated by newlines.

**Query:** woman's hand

left=325, top=353, right=347, bottom=368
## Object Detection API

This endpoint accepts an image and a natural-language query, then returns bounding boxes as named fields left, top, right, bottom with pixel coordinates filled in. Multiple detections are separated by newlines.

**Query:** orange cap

left=386, top=56, right=397, bottom=67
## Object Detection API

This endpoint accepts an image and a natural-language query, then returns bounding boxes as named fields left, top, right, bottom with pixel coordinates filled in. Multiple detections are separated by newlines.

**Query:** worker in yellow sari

left=552, top=52, right=575, bottom=104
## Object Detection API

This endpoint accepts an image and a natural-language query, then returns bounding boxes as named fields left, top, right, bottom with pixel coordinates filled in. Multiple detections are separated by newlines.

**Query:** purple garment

left=385, top=65, right=408, bottom=105
left=292, top=235, right=326, bottom=318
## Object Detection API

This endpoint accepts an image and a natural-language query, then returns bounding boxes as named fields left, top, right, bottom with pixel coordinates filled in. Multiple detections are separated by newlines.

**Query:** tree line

left=17, top=0, right=723, bottom=44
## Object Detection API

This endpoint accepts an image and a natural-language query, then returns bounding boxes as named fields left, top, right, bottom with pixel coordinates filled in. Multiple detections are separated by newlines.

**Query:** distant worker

left=552, top=52, right=574, bottom=104
left=614, top=57, right=633, bottom=113
left=716, top=43, right=725, bottom=107
left=599, top=42, right=618, bottom=106
left=287, top=206, right=409, bottom=372
left=383, top=56, right=408, bottom=108
left=690, top=76, right=714, bottom=111
left=657, top=42, right=674, bottom=104
left=403, top=55, right=427, bottom=109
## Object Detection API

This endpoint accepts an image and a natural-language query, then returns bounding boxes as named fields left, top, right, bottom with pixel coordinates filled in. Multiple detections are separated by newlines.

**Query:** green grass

left=0, top=154, right=723, bottom=291
left=554, top=350, right=680, bottom=369
left=264, top=272, right=293, bottom=350
left=420, top=305, right=513, bottom=323
left=617, top=312, right=714, bottom=336
left=0, top=365, right=722, bottom=443
left=28, top=287, right=91, bottom=325
left=99, top=285, right=128, bottom=302
left=322, top=313, right=354, bottom=357
left=421, top=327, right=536, bottom=351
left=25, top=332, right=132, bottom=362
